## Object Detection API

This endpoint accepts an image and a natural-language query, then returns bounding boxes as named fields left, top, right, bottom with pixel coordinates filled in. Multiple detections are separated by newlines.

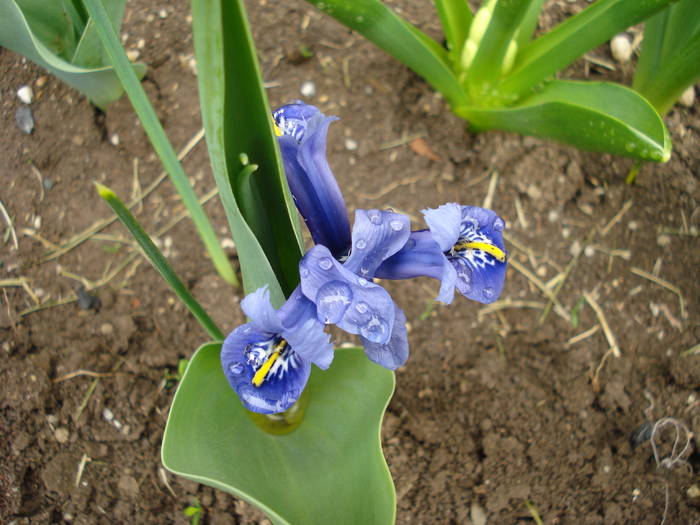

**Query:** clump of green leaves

left=304, top=0, right=681, bottom=162
left=183, top=498, right=203, bottom=525
left=0, top=0, right=145, bottom=108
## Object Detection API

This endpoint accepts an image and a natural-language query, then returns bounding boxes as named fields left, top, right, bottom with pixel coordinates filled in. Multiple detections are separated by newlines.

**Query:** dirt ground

left=1, top=0, right=699, bottom=524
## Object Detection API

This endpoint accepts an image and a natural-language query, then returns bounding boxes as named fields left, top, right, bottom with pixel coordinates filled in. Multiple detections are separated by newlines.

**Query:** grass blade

left=82, top=0, right=237, bottom=286
left=96, top=183, right=224, bottom=341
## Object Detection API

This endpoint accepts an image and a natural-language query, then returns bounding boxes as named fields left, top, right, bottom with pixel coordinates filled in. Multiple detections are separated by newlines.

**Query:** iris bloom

left=377, top=204, right=507, bottom=305
left=221, top=286, right=333, bottom=414
left=273, top=103, right=351, bottom=258
left=299, top=208, right=411, bottom=370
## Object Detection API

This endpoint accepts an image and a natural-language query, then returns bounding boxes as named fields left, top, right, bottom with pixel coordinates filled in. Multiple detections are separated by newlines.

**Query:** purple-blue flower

left=273, top=103, right=351, bottom=258
left=299, top=209, right=411, bottom=370
left=377, top=204, right=507, bottom=305
left=221, top=286, right=333, bottom=414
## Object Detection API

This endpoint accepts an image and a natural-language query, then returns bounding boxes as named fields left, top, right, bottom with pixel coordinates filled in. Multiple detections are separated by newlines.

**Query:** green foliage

left=304, top=0, right=680, bottom=162
left=0, top=0, right=145, bottom=108
left=162, top=344, right=396, bottom=525
left=183, top=499, right=203, bottom=525
left=633, top=0, right=700, bottom=115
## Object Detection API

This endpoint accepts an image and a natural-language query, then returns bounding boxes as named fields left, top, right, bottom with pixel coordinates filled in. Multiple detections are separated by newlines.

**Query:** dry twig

left=631, top=267, right=686, bottom=320
left=583, top=291, right=621, bottom=357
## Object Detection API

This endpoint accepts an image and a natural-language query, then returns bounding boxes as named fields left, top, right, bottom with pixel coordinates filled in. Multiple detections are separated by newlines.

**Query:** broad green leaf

left=457, top=80, right=671, bottom=162
left=500, top=0, right=676, bottom=98
left=434, top=0, right=473, bottom=66
left=83, top=0, right=237, bottom=286
left=216, top=0, right=304, bottom=296
left=465, top=0, right=532, bottom=103
left=72, top=0, right=127, bottom=67
left=514, top=0, right=546, bottom=49
left=634, top=0, right=700, bottom=114
left=96, top=184, right=224, bottom=341
left=305, top=0, right=467, bottom=108
left=162, top=344, right=396, bottom=525
left=0, top=0, right=144, bottom=108
left=191, top=0, right=295, bottom=305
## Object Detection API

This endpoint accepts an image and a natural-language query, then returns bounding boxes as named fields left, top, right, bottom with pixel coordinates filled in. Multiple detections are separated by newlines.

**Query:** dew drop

left=357, top=277, right=369, bottom=287
left=389, top=220, right=403, bottom=231
left=625, top=142, right=636, bottom=152
left=360, top=267, right=369, bottom=276
left=318, top=257, right=333, bottom=270
left=300, top=268, right=309, bottom=278
left=368, top=211, right=382, bottom=225
left=482, top=287, right=495, bottom=299
left=355, top=301, right=368, bottom=314
left=493, top=218, right=504, bottom=232
left=229, top=362, right=244, bottom=376
left=355, top=239, right=367, bottom=250
left=360, top=317, right=387, bottom=343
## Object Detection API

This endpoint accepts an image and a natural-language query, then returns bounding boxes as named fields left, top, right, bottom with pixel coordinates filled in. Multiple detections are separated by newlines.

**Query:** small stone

left=220, top=238, right=235, bottom=250
left=54, top=427, right=69, bottom=444
left=33, top=215, right=42, bottom=229
left=688, top=485, right=700, bottom=499
left=15, top=106, right=34, bottom=134
left=526, top=184, right=542, bottom=200
left=584, top=245, right=595, bottom=257
left=76, top=286, right=100, bottom=310
left=300, top=80, right=316, bottom=97
left=158, top=8, right=168, bottom=18
left=17, top=85, right=33, bottom=104
left=627, top=220, right=639, bottom=231
left=547, top=210, right=559, bottom=223
left=136, top=38, right=145, bottom=49
left=102, top=408, right=114, bottom=422
left=99, top=323, right=114, bottom=336
left=610, top=34, right=632, bottom=63
left=679, top=86, right=696, bottom=108
left=43, top=178, right=55, bottom=190
left=570, top=240, right=582, bottom=257
left=71, top=135, right=85, bottom=146
left=35, top=76, right=47, bottom=88
left=109, top=133, right=120, bottom=146
left=117, top=474, right=140, bottom=498
left=656, top=234, right=671, bottom=247
left=344, top=138, right=358, bottom=150
left=126, top=49, right=140, bottom=62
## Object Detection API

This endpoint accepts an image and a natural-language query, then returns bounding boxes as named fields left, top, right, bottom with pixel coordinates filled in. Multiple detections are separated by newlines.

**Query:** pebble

left=99, top=322, right=114, bottom=336
left=344, top=138, right=358, bottom=150
left=102, top=408, right=114, bottom=422
left=109, top=133, right=120, bottom=146
left=76, top=286, right=100, bottom=310
left=126, top=49, right=140, bottom=62
left=54, top=427, right=69, bottom=444
left=158, top=8, right=168, bottom=18
left=610, top=34, right=632, bottom=63
left=35, top=76, right=47, bottom=88
left=15, top=106, right=35, bottom=134
left=300, top=80, right=316, bottom=97
left=656, top=234, right=671, bottom=247
left=584, top=245, right=595, bottom=257
left=679, top=86, right=695, bottom=107
left=72, top=135, right=85, bottom=146
left=43, top=178, right=55, bottom=190
left=17, top=85, right=33, bottom=104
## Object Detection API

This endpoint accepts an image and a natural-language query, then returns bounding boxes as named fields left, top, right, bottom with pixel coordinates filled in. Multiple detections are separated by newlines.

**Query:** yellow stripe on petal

left=273, top=121, right=282, bottom=137
left=252, top=351, right=280, bottom=387
left=454, top=241, right=506, bottom=262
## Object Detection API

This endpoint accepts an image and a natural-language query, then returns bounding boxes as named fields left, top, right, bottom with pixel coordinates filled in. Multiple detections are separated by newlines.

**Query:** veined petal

left=361, top=306, right=409, bottom=370
left=375, top=230, right=444, bottom=280
left=343, top=209, right=410, bottom=278
left=299, top=245, right=395, bottom=345
left=275, top=103, right=351, bottom=258
left=221, top=324, right=310, bottom=414
left=240, top=286, right=283, bottom=333
left=422, top=203, right=462, bottom=252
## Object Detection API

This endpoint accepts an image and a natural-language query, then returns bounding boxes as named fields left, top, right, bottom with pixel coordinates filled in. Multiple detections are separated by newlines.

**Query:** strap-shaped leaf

left=0, top=0, right=144, bottom=108
left=457, top=80, right=671, bottom=162
left=305, top=0, right=467, bottom=107
left=433, top=0, right=473, bottom=66
left=500, top=0, right=676, bottom=98
left=72, top=0, right=126, bottom=67
left=162, top=344, right=396, bottom=525
left=634, top=0, right=700, bottom=114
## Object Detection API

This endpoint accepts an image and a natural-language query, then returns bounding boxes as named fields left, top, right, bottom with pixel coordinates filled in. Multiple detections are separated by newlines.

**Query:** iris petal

left=422, top=203, right=462, bottom=252
left=375, top=230, right=444, bottom=280
left=299, top=245, right=395, bottom=345
left=361, top=306, right=409, bottom=370
left=240, top=286, right=283, bottom=333
left=343, top=209, right=410, bottom=278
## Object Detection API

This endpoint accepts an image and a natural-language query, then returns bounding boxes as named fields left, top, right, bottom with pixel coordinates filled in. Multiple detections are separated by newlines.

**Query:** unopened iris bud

left=501, top=39, right=518, bottom=75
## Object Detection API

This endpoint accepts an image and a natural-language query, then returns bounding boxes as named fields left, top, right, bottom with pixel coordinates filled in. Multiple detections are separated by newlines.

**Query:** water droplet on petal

left=493, top=218, right=504, bottom=232
left=355, top=239, right=367, bottom=250
left=355, top=301, right=368, bottom=313
left=389, top=220, right=403, bottom=231
left=483, top=287, right=495, bottom=299
left=368, top=211, right=382, bottom=225
left=316, top=281, right=352, bottom=323
left=300, top=268, right=309, bottom=278
left=242, top=326, right=252, bottom=333
left=360, top=267, right=369, bottom=276
left=360, top=316, right=387, bottom=343
left=229, top=362, right=244, bottom=376
left=357, top=277, right=369, bottom=287
left=318, top=257, right=333, bottom=270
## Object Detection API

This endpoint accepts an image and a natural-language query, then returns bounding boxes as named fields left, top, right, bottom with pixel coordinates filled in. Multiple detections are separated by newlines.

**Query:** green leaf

left=83, top=0, right=237, bottom=286
left=457, top=80, right=671, bottom=162
left=162, top=344, right=396, bottom=525
left=433, top=0, right=473, bottom=66
left=96, top=183, right=224, bottom=341
left=305, top=0, right=467, bottom=108
left=72, top=0, right=127, bottom=68
left=634, top=0, right=700, bottom=114
left=500, top=0, right=676, bottom=98
left=0, top=0, right=144, bottom=108
left=514, top=0, right=546, bottom=49
left=191, top=0, right=296, bottom=306
left=217, top=0, right=304, bottom=296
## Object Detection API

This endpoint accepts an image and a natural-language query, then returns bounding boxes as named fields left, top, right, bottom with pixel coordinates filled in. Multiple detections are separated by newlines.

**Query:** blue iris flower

left=221, top=286, right=333, bottom=414
left=299, top=208, right=411, bottom=370
left=273, top=103, right=351, bottom=258
left=376, top=203, right=507, bottom=305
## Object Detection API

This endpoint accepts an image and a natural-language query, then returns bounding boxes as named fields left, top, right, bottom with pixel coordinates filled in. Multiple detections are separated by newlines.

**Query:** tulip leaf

left=500, top=0, right=675, bottom=98
left=0, top=0, right=145, bottom=109
left=304, top=0, right=467, bottom=108
left=457, top=80, right=671, bottom=162
left=433, top=0, right=473, bottom=65
left=162, top=343, right=396, bottom=525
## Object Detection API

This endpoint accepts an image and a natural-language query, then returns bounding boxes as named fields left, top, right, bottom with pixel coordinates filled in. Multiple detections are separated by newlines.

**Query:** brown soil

left=1, top=1, right=699, bottom=524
